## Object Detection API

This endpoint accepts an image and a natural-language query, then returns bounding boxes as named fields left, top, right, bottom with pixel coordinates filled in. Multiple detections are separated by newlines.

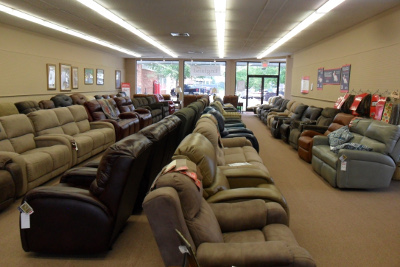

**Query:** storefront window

left=136, top=60, right=179, bottom=98
left=184, top=61, right=226, bottom=99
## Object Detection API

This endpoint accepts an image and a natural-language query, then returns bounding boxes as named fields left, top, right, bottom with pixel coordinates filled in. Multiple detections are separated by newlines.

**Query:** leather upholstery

left=20, top=133, right=153, bottom=254
left=223, top=95, right=239, bottom=108
left=270, top=104, right=308, bottom=139
left=14, top=101, right=41, bottom=114
left=84, top=99, right=140, bottom=141
left=51, top=94, right=73, bottom=107
left=173, top=107, right=197, bottom=143
left=298, top=113, right=354, bottom=163
left=114, top=96, right=152, bottom=129
left=144, top=164, right=314, bottom=266
left=131, top=97, right=163, bottom=123
left=38, top=100, right=55, bottom=109
left=70, top=93, right=88, bottom=105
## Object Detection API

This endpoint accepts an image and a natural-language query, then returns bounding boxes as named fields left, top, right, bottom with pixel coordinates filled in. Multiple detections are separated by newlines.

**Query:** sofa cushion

left=0, top=114, right=36, bottom=154
left=328, top=126, right=354, bottom=147
left=67, top=105, right=91, bottom=133
left=53, top=108, right=80, bottom=136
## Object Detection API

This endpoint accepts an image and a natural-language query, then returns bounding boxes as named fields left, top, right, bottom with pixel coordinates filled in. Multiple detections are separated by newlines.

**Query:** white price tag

left=341, top=161, right=347, bottom=171
left=21, top=213, right=30, bottom=229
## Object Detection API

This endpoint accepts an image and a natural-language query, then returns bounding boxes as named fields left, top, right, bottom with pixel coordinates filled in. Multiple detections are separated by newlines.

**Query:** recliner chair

left=20, top=133, right=153, bottom=254
left=143, top=162, right=315, bottom=267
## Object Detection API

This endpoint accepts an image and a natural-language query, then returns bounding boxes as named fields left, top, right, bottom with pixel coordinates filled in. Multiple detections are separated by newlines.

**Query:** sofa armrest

left=313, top=135, right=329, bottom=146
left=0, top=156, right=23, bottom=199
left=209, top=199, right=267, bottom=231
left=60, top=167, right=97, bottom=188
left=89, top=121, right=115, bottom=130
left=133, top=108, right=151, bottom=115
left=301, top=125, right=328, bottom=133
left=221, top=167, right=274, bottom=187
left=34, top=134, right=74, bottom=150
left=197, top=242, right=315, bottom=267
left=0, top=152, right=26, bottom=196
left=300, top=130, right=324, bottom=138
left=118, top=112, right=138, bottom=120
left=221, top=137, right=251, bottom=147
left=336, top=150, right=395, bottom=188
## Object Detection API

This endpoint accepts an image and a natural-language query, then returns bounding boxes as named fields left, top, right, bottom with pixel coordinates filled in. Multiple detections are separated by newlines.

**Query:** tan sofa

left=0, top=114, right=71, bottom=196
left=28, top=105, right=115, bottom=166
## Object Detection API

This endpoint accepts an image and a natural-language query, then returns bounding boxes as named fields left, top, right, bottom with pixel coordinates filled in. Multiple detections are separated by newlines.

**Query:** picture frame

left=96, top=69, right=104, bottom=85
left=115, top=70, right=121, bottom=89
left=84, top=68, right=94, bottom=85
left=46, top=64, right=56, bottom=90
left=60, top=63, right=72, bottom=91
left=72, top=67, right=79, bottom=89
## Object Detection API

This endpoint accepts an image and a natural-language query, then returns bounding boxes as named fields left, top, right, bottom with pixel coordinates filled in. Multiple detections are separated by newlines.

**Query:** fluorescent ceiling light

left=214, top=0, right=226, bottom=58
left=76, top=0, right=178, bottom=58
left=257, top=0, right=346, bottom=59
left=0, top=4, right=141, bottom=57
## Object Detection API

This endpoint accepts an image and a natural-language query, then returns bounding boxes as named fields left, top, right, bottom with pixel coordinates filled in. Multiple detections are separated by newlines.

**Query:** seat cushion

left=312, top=145, right=338, bottom=169
left=223, top=229, right=265, bottom=243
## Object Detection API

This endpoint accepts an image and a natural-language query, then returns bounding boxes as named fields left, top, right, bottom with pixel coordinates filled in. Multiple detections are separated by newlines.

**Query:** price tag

left=20, top=213, right=30, bottom=229
left=341, top=161, right=347, bottom=171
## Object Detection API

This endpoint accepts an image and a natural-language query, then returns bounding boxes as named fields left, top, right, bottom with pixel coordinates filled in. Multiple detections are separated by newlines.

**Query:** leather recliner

left=131, top=97, right=163, bottom=123
left=280, top=106, right=322, bottom=143
left=260, top=99, right=290, bottom=125
left=85, top=99, right=140, bottom=141
left=70, top=93, right=88, bottom=105
left=298, top=112, right=354, bottom=163
left=289, top=107, right=340, bottom=150
left=20, top=133, right=153, bottom=254
left=14, top=101, right=41, bottom=114
left=114, top=96, right=153, bottom=129
left=143, top=161, right=315, bottom=267
left=173, top=107, right=197, bottom=143
left=270, top=104, right=308, bottom=139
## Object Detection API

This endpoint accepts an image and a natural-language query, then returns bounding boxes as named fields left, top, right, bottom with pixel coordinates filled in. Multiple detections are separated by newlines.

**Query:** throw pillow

left=328, top=126, right=354, bottom=147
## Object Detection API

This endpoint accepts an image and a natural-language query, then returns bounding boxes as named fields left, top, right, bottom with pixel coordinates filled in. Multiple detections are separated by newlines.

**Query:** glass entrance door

left=245, top=75, right=279, bottom=110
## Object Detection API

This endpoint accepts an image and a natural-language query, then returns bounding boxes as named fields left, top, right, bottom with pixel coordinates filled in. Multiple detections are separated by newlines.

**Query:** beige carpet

left=1, top=112, right=399, bottom=266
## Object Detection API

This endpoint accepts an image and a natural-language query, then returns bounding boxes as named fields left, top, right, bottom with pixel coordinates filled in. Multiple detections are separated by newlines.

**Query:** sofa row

left=18, top=100, right=316, bottom=266
left=257, top=95, right=400, bottom=189
left=0, top=98, right=209, bottom=212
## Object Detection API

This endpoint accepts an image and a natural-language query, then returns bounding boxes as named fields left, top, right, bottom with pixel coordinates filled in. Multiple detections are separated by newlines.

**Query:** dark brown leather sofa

left=84, top=99, right=140, bottom=141
left=114, top=96, right=152, bottom=129
left=20, top=133, right=153, bottom=254
left=131, top=96, right=163, bottom=123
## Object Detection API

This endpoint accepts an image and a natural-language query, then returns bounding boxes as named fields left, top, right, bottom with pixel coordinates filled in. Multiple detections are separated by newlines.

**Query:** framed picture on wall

left=46, top=64, right=56, bottom=90
left=115, top=70, right=121, bottom=89
left=96, top=69, right=104, bottom=85
left=72, top=67, right=78, bottom=89
left=60, top=63, right=72, bottom=91
left=84, top=68, right=94, bottom=85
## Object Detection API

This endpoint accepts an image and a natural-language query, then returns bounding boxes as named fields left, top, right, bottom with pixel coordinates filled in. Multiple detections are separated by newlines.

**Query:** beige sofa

left=0, top=114, right=71, bottom=196
left=28, top=105, right=115, bottom=166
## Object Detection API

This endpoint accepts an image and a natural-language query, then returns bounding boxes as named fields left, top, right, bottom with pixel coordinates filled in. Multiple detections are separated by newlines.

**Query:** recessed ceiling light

left=187, top=51, right=204, bottom=54
left=171, top=33, right=190, bottom=37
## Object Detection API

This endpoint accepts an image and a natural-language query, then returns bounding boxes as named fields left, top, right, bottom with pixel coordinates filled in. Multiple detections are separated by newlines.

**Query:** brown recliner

left=0, top=156, right=22, bottom=211
left=14, top=101, right=41, bottom=114
left=38, top=100, right=55, bottom=109
left=114, top=96, right=152, bottom=129
left=143, top=160, right=315, bottom=267
left=173, top=132, right=289, bottom=216
left=20, top=133, right=153, bottom=254
left=84, top=98, right=140, bottom=141
left=297, top=112, right=355, bottom=163
left=70, top=93, right=88, bottom=105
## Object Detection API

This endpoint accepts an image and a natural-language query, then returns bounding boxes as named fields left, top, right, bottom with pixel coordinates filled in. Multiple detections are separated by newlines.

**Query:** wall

left=0, top=23, right=125, bottom=103
left=290, top=5, right=400, bottom=108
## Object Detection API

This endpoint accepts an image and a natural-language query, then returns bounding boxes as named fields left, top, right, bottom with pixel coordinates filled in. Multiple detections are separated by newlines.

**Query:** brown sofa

left=143, top=161, right=315, bottom=266
left=131, top=97, right=163, bottom=123
left=28, top=105, right=115, bottom=166
left=84, top=99, right=140, bottom=141
left=0, top=114, right=72, bottom=196
left=114, top=96, right=152, bottom=129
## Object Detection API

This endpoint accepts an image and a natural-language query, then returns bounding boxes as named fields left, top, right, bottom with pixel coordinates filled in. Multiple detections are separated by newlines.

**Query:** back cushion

left=145, top=96, right=156, bottom=105
left=364, top=121, right=400, bottom=154
left=0, top=121, right=14, bottom=152
left=0, top=114, right=36, bottom=153
left=53, top=107, right=80, bottom=136
left=67, top=105, right=91, bottom=133
left=28, top=109, right=64, bottom=135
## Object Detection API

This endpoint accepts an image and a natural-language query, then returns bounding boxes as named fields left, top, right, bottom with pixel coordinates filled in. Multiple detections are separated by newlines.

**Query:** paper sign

left=21, top=213, right=30, bottom=229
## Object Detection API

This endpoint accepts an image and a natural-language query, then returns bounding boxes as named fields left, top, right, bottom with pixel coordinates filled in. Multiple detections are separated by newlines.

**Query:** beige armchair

left=143, top=164, right=315, bottom=267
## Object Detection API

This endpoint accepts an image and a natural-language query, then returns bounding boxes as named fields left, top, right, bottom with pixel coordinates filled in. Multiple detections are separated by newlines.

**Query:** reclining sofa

left=312, top=119, right=400, bottom=188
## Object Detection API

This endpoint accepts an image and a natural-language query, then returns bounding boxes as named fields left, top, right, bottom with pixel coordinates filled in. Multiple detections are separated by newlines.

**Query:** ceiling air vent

left=171, top=32, right=190, bottom=37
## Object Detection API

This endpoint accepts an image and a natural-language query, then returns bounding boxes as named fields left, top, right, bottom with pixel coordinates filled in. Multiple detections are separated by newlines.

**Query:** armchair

left=280, top=106, right=322, bottom=143
left=143, top=165, right=315, bottom=267
left=20, top=133, right=153, bottom=254
left=298, top=113, right=354, bottom=163
left=270, top=104, right=308, bottom=139
left=257, top=96, right=283, bottom=118
left=312, top=119, right=400, bottom=188
left=260, top=99, right=290, bottom=125
left=288, top=107, right=339, bottom=149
